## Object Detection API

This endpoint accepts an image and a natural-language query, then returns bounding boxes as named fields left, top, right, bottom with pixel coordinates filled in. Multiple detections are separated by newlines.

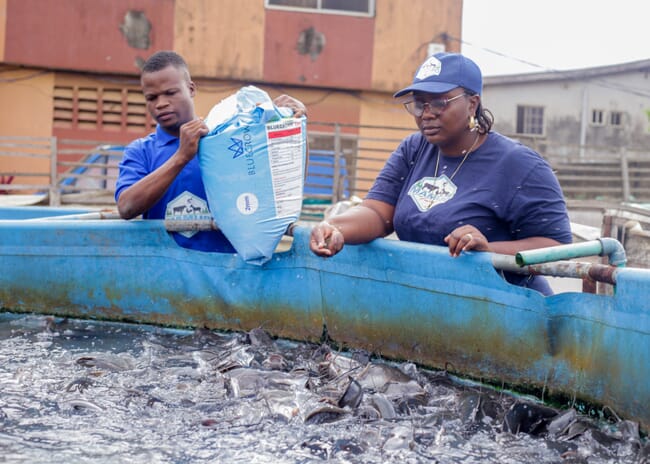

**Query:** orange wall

left=352, top=0, right=463, bottom=194
left=0, top=67, right=53, bottom=137
left=174, top=0, right=266, bottom=81
left=0, top=67, right=55, bottom=188
left=0, top=0, right=464, bottom=194
left=4, top=0, right=174, bottom=74
left=0, top=0, right=6, bottom=62
left=2, top=0, right=463, bottom=92
left=354, top=90, right=417, bottom=193
left=263, top=10, right=374, bottom=90
left=371, top=0, right=463, bottom=93
left=174, top=0, right=462, bottom=93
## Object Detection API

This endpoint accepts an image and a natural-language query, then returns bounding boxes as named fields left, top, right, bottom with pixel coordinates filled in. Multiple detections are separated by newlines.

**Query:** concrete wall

left=483, top=67, right=650, bottom=155
left=174, top=0, right=265, bottom=81
left=0, top=0, right=6, bottom=62
left=0, top=67, right=53, bottom=137
left=3, top=0, right=174, bottom=75
left=0, top=0, right=458, bottom=137
left=0, top=0, right=462, bottom=196
left=0, top=67, right=55, bottom=188
left=2, top=0, right=461, bottom=91
left=372, top=0, right=462, bottom=93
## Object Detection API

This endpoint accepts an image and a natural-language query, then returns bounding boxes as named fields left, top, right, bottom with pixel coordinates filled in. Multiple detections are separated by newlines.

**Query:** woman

left=309, top=52, right=572, bottom=295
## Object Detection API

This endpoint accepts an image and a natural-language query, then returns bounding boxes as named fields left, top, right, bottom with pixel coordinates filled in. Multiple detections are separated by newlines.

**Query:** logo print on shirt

left=228, top=137, right=244, bottom=159
left=408, top=175, right=457, bottom=212
left=165, top=191, right=212, bottom=238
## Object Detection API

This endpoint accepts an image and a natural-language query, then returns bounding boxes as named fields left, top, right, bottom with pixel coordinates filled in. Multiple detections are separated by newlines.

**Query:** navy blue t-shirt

left=115, top=125, right=236, bottom=253
left=367, top=131, right=572, bottom=294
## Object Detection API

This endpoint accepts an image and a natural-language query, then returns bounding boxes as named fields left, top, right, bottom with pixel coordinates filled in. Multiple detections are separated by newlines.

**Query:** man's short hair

left=141, top=51, right=189, bottom=76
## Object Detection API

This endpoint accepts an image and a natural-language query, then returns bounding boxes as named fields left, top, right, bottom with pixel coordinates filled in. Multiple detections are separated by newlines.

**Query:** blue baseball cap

left=394, top=52, right=483, bottom=98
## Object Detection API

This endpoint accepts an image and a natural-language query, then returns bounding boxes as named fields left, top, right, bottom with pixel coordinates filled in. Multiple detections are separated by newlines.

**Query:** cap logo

left=415, top=56, right=442, bottom=81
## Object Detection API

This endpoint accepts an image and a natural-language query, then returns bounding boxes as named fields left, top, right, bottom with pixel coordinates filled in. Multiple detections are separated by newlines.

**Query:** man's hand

left=273, top=95, right=307, bottom=118
left=177, top=117, right=209, bottom=163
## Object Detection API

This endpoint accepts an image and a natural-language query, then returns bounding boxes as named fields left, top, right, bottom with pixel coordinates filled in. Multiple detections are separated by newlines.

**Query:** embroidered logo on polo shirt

left=165, top=191, right=212, bottom=238
left=408, top=175, right=457, bottom=212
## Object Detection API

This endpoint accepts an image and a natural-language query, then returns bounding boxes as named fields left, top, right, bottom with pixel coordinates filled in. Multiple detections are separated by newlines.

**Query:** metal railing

left=1, top=128, right=649, bottom=213
left=0, top=137, right=124, bottom=206
left=0, top=135, right=56, bottom=196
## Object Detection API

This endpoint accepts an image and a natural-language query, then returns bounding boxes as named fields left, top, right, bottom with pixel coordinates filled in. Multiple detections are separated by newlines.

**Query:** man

left=115, top=51, right=307, bottom=252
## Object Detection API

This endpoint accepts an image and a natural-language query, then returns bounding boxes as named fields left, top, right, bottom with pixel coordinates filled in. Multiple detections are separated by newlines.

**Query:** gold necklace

left=434, top=133, right=481, bottom=180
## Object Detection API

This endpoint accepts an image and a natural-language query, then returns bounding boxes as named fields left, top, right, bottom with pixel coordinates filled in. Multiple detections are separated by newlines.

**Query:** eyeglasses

left=403, top=93, right=467, bottom=117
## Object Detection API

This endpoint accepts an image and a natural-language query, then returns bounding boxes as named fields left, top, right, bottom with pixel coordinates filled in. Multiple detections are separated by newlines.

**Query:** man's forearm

left=117, top=154, right=188, bottom=219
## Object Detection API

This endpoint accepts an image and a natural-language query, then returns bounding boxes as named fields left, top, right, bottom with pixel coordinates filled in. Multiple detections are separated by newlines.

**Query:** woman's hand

left=444, top=225, right=490, bottom=257
left=273, top=94, right=307, bottom=117
left=310, top=221, right=344, bottom=257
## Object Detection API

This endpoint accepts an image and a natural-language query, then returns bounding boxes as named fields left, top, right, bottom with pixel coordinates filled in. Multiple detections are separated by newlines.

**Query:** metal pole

left=579, top=86, right=588, bottom=159
left=332, top=123, right=342, bottom=202
left=164, top=218, right=219, bottom=232
left=620, top=147, right=630, bottom=202
left=26, top=210, right=122, bottom=221
left=515, top=238, right=626, bottom=267
left=49, top=137, right=60, bottom=206
left=492, top=254, right=618, bottom=286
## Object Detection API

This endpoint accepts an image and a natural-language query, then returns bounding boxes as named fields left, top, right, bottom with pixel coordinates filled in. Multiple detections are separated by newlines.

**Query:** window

left=516, top=105, right=544, bottom=135
left=591, top=109, right=605, bottom=125
left=609, top=111, right=623, bottom=126
left=53, top=85, right=151, bottom=133
left=266, top=0, right=374, bottom=16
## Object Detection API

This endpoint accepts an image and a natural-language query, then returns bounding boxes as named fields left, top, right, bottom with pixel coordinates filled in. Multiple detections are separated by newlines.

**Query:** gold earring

left=468, top=115, right=478, bottom=132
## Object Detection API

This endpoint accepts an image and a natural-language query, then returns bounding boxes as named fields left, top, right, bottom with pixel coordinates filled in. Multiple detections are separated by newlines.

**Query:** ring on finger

left=464, top=233, right=473, bottom=241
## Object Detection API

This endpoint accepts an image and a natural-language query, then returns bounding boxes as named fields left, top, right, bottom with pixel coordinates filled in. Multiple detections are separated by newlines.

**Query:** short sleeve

left=367, top=134, right=422, bottom=205
left=114, top=139, right=149, bottom=202
left=505, top=159, right=572, bottom=244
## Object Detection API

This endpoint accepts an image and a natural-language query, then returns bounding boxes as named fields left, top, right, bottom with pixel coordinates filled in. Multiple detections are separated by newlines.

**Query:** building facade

left=0, top=0, right=463, bottom=194
left=483, top=60, right=650, bottom=159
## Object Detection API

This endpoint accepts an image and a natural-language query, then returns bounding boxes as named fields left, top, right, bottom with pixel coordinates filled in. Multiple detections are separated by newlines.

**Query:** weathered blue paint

left=0, top=206, right=648, bottom=431
left=0, top=205, right=91, bottom=220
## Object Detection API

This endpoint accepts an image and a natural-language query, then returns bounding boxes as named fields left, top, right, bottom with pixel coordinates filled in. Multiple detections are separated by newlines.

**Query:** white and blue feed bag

left=198, top=86, right=307, bottom=265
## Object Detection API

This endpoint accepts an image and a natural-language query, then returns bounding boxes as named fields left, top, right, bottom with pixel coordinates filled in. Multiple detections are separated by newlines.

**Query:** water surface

left=0, top=313, right=646, bottom=463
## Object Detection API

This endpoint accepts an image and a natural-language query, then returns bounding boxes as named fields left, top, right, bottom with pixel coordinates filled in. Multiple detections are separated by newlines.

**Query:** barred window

left=591, top=109, right=605, bottom=125
left=53, top=85, right=152, bottom=133
left=516, top=105, right=544, bottom=136
left=609, top=111, right=623, bottom=126
left=266, top=0, right=374, bottom=16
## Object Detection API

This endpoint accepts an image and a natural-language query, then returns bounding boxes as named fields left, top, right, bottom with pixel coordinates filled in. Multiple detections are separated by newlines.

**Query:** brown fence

left=0, top=136, right=122, bottom=206
left=1, top=129, right=649, bottom=217
left=552, top=152, right=650, bottom=202
left=0, top=136, right=56, bottom=196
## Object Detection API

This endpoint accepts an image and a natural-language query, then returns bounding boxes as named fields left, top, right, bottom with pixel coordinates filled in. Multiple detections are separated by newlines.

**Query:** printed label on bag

left=266, top=119, right=304, bottom=217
